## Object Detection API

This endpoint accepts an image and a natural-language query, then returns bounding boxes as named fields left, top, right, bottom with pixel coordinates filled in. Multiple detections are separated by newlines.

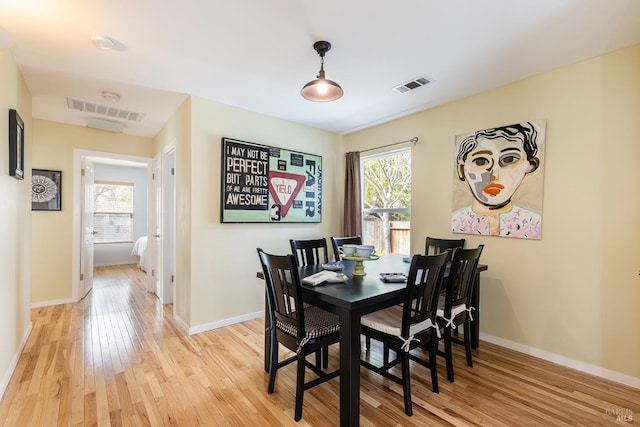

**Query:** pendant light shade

left=301, top=41, right=343, bottom=102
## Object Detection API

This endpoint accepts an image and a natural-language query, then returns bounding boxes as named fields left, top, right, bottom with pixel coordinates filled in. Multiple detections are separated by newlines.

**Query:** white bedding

left=131, top=236, right=148, bottom=271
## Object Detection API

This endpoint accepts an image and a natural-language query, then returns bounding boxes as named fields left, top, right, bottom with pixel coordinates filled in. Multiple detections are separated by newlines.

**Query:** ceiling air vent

left=392, top=75, right=432, bottom=94
left=66, top=97, right=145, bottom=122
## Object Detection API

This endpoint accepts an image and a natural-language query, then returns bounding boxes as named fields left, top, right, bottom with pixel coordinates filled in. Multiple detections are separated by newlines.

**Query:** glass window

left=361, top=149, right=411, bottom=255
left=93, top=181, right=134, bottom=244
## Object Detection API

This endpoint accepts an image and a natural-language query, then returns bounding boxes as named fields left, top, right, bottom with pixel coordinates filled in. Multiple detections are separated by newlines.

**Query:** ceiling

left=2, top=0, right=640, bottom=138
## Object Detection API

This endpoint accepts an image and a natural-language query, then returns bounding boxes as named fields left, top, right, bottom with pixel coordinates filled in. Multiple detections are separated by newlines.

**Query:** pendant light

left=301, top=41, right=343, bottom=102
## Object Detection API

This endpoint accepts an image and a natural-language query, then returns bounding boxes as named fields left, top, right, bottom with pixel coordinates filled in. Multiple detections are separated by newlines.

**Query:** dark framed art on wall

left=32, top=169, right=62, bottom=211
left=220, top=137, right=322, bottom=223
left=9, top=109, right=25, bottom=180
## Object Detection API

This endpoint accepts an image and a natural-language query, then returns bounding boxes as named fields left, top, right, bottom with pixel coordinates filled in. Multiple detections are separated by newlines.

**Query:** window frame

left=360, top=148, right=411, bottom=255
left=93, top=180, right=135, bottom=244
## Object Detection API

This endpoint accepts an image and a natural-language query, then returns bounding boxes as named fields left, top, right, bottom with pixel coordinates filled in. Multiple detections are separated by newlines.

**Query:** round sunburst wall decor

left=32, top=174, right=57, bottom=203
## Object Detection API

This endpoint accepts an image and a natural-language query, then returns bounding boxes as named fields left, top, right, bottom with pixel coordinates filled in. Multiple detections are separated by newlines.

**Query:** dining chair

left=436, top=245, right=484, bottom=382
left=290, top=238, right=335, bottom=368
left=330, top=235, right=362, bottom=261
left=257, top=248, right=340, bottom=422
left=425, top=236, right=466, bottom=262
left=290, top=238, right=330, bottom=266
left=360, top=252, right=449, bottom=416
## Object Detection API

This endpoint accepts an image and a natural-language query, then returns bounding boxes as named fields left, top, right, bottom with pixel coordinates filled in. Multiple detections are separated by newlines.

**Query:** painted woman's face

left=458, top=136, right=537, bottom=208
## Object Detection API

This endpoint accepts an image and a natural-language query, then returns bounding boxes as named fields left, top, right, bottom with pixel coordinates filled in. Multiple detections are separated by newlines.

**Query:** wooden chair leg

left=294, top=353, right=306, bottom=421
left=444, top=327, right=454, bottom=382
left=401, top=353, right=412, bottom=416
left=268, top=339, right=278, bottom=393
left=429, top=339, right=439, bottom=393
left=383, top=344, right=390, bottom=365
left=315, top=349, right=322, bottom=370
left=464, top=319, right=473, bottom=367
left=322, top=346, right=329, bottom=369
left=365, top=335, right=371, bottom=351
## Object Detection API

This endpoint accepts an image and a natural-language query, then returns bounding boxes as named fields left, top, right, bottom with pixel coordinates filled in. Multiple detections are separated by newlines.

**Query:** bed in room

left=131, top=236, right=148, bottom=272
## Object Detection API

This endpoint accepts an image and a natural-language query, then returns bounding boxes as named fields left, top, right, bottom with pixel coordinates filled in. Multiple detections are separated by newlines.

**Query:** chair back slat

left=443, top=245, right=484, bottom=312
left=402, top=252, right=448, bottom=337
left=257, top=249, right=305, bottom=339
left=290, top=238, right=329, bottom=266
left=425, top=237, right=465, bottom=263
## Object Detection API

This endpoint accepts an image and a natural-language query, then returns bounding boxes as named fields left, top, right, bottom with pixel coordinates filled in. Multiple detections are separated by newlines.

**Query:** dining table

left=257, top=253, right=487, bottom=427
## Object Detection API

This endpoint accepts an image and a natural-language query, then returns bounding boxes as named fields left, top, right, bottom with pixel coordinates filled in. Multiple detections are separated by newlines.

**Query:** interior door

left=80, top=157, right=95, bottom=299
left=148, top=153, right=162, bottom=297
left=162, top=148, right=175, bottom=304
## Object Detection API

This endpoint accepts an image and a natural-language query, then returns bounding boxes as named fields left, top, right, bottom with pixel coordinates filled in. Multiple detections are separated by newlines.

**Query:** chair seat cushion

left=277, top=305, right=339, bottom=339
left=436, top=300, right=468, bottom=329
left=361, top=305, right=436, bottom=338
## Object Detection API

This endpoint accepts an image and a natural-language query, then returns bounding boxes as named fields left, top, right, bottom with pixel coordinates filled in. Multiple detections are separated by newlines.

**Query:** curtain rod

left=359, top=137, right=418, bottom=154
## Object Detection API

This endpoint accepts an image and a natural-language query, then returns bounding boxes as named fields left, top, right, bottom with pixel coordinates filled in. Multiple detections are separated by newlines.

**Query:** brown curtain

left=343, top=151, right=362, bottom=237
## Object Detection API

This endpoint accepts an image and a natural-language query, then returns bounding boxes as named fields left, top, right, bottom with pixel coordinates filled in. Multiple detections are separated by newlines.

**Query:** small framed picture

left=32, top=169, right=62, bottom=211
left=9, top=109, right=24, bottom=180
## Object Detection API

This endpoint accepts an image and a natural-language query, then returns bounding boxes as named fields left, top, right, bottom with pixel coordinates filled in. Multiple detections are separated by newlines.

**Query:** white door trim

left=162, top=143, right=176, bottom=307
left=72, top=149, right=152, bottom=302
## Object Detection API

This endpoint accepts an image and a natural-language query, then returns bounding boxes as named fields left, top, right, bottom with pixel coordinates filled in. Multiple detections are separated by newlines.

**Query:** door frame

left=79, top=157, right=95, bottom=299
left=161, top=144, right=176, bottom=307
left=148, top=153, right=162, bottom=295
left=72, top=149, right=152, bottom=301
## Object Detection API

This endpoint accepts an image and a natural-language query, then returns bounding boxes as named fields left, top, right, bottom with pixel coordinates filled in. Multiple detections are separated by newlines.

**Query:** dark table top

left=297, top=254, right=410, bottom=313
left=258, top=254, right=487, bottom=315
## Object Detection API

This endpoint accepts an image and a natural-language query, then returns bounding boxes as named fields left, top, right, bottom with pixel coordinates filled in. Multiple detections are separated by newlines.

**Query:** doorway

left=72, top=149, right=161, bottom=302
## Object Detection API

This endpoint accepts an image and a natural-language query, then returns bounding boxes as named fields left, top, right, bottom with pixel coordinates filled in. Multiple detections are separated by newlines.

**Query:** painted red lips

left=483, top=183, right=504, bottom=195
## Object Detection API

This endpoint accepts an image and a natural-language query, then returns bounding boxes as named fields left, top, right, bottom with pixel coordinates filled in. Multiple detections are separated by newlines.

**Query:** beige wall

left=31, top=120, right=154, bottom=303
left=345, top=45, right=640, bottom=380
left=154, top=98, right=192, bottom=323
left=154, top=96, right=343, bottom=329
left=0, top=50, right=32, bottom=397
left=7, top=41, right=637, bottom=394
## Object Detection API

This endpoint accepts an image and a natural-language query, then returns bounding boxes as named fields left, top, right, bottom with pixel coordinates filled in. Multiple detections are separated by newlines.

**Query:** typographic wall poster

left=451, top=120, right=546, bottom=239
left=221, top=137, right=322, bottom=223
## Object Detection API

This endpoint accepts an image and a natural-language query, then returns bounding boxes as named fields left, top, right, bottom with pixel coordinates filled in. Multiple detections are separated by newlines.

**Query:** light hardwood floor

left=0, top=264, right=637, bottom=426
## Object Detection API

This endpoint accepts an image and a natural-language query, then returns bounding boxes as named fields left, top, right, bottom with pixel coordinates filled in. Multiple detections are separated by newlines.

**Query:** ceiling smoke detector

left=392, top=75, right=433, bottom=94
left=101, top=91, right=120, bottom=102
left=90, top=34, right=116, bottom=50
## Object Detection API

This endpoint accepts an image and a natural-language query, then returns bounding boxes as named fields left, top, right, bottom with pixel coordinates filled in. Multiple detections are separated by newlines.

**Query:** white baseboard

left=479, top=332, right=640, bottom=389
left=0, top=322, right=33, bottom=400
left=30, top=297, right=77, bottom=308
left=189, top=310, right=264, bottom=335
left=173, top=313, right=190, bottom=334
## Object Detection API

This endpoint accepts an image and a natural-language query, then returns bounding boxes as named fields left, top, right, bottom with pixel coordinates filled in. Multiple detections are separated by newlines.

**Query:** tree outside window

left=362, top=149, right=411, bottom=255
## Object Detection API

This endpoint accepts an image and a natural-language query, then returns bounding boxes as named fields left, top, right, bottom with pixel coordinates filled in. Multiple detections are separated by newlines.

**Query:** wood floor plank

left=1, top=264, right=638, bottom=426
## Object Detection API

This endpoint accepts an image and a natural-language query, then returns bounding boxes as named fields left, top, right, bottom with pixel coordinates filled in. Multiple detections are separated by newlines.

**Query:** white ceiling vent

left=66, top=97, right=145, bottom=122
left=86, top=117, right=124, bottom=133
left=392, top=75, right=432, bottom=94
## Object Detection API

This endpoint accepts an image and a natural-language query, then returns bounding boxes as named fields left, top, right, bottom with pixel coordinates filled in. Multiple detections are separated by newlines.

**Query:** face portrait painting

left=451, top=120, right=546, bottom=239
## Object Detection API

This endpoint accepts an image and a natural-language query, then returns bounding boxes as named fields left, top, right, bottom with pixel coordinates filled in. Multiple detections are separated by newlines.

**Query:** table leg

left=339, top=309, right=361, bottom=427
